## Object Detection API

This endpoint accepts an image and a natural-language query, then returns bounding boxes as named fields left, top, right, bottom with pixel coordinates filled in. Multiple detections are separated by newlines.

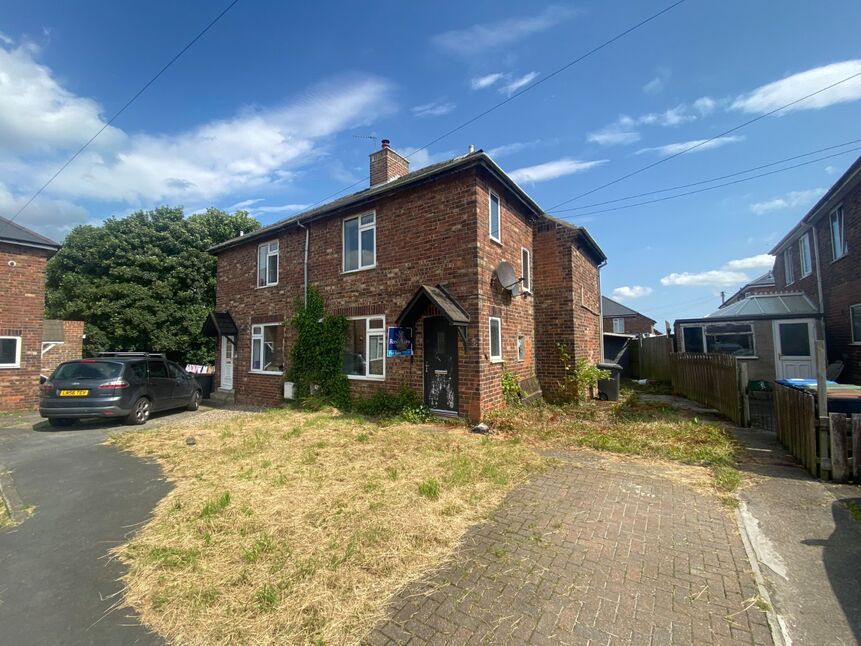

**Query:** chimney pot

left=369, top=139, right=409, bottom=186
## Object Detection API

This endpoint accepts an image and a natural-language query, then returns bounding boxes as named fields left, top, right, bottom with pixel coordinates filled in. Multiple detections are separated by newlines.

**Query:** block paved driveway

left=369, top=451, right=772, bottom=646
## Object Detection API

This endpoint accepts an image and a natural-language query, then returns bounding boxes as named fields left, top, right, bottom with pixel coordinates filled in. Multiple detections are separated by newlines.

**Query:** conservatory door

left=773, top=320, right=815, bottom=379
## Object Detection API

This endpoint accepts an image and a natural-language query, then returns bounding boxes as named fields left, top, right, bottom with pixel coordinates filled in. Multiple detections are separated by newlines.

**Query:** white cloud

left=0, top=37, right=395, bottom=217
left=612, top=285, right=653, bottom=300
left=660, top=270, right=749, bottom=287
left=642, top=69, right=669, bottom=95
left=398, top=146, right=457, bottom=170
left=825, top=165, right=838, bottom=175
left=0, top=181, right=92, bottom=241
left=499, top=71, right=539, bottom=96
left=0, top=31, right=13, bottom=46
left=587, top=125, right=641, bottom=146
left=470, top=73, right=505, bottom=90
left=749, top=188, right=824, bottom=214
left=432, top=6, right=576, bottom=56
left=486, top=140, right=542, bottom=158
left=723, top=254, right=775, bottom=270
left=226, top=198, right=265, bottom=210
left=731, top=60, right=861, bottom=114
left=508, top=158, right=607, bottom=184
left=251, top=203, right=308, bottom=215
left=635, top=135, right=744, bottom=157
left=692, top=96, right=716, bottom=115
left=411, top=99, right=456, bottom=117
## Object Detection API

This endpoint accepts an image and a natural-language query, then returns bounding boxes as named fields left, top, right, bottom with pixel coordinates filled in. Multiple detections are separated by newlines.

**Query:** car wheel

left=187, top=390, right=202, bottom=411
left=126, top=397, right=151, bottom=425
left=48, top=418, right=75, bottom=428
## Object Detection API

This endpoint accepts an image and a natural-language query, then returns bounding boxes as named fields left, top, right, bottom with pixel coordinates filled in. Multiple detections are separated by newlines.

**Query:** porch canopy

left=201, top=311, right=238, bottom=345
left=397, top=284, right=470, bottom=345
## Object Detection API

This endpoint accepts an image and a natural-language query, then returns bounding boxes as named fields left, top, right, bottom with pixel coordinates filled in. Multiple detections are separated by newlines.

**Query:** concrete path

left=733, top=425, right=861, bottom=646
left=0, top=409, right=205, bottom=645
left=369, top=450, right=772, bottom=646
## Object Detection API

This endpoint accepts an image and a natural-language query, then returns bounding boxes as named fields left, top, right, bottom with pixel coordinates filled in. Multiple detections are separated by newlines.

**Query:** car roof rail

left=97, top=351, right=166, bottom=359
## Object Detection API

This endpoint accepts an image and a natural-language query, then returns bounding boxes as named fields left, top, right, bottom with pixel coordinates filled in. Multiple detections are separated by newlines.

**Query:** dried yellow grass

left=111, top=407, right=543, bottom=645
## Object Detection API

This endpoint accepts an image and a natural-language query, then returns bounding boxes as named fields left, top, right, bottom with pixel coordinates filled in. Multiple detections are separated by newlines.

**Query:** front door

left=424, top=317, right=458, bottom=414
left=220, top=338, right=234, bottom=390
left=774, top=320, right=815, bottom=379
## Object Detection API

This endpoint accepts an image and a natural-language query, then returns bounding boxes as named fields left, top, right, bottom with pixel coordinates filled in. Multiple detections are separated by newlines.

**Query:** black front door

left=424, top=317, right=458, bottom=413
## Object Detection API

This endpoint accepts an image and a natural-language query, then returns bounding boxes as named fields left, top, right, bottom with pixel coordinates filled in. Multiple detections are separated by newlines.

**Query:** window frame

left=798, top=233, right=812, bottom=278
left=250, top=323, right=283, bottom=375
left=830, top=205, right=848, bottom=261
left=344, top=315, right=386, bottom=381
left=612, top=318, right=625, bottom=334
left=680, top=322, right=757, bottom=358
left=342, top=211, right=377, bottom=273
left=0, top=336, right=22, bottom=369
left=783, top=248, right=794, bottom=285
left=517, top=334, right=526, bottom=362
left=489, top=317, right=503, bottom=362
left=488, top=190, right=502, bottom=244
left=256, top=240, right=279, bottom=288
left=521, top=247, right=532, bottom=293
left=851, top=304, right=861, bottom=345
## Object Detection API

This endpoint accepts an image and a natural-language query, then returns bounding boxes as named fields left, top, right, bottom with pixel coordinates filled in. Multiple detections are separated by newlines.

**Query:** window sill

left=342, top=265, right=376, bottom=275
left=489, top=358, right=504, bottom=364
left=347, top=374, right=385, bottom=381
left=256, top=283, right=279, bottom=289
left=0, top=365, right=21, bottom=369
left=831, top=253, right=849, bottom=265
left=489, top=237, right=502, bottom=246
left=249, top=370, right=283, bottom=376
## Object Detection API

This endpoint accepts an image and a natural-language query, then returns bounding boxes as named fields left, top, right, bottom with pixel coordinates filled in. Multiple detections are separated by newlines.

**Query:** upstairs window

left=251, top=324, right=283, bottom=374
left=0, top=336, right=21, bottom=368
left=489, top=191, right=501, bottom=243
left=799, top=233, right=812, bottom=277
left=344, top=212, right=376, bottom=272
left=612, top=318, right=625, bottom=334
left=257, top=241, right=279, bottom=287
left=521, top=247, right=532, bottom=292
left=343, top=316, right=385, bottom=379
left=784, top=249, right=794, bottom=284
left=831, top=205, right=847, bottom=260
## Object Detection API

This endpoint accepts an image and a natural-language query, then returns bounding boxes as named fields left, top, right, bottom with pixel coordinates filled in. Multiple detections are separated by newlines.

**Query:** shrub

left=501, top=370, right=524, bottom=407
left=353, top=387, right=432, bottom=422
left=555, top=343, right=610, bottom=403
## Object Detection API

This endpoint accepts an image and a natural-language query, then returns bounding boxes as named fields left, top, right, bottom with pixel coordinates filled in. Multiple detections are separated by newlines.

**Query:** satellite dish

left=494, top=261, right=521, bottom=296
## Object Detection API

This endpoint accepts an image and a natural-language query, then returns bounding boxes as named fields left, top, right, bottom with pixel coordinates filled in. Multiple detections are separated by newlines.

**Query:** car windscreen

left=52, top=361, right=124, bottom=381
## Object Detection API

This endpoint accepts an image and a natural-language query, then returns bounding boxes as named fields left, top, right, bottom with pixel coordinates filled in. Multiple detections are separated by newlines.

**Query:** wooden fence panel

left=830, top=413, right=850, bottom=483
left=853, top=417, right=861, bottom=483
left=637, top=336, right=671, bottom=382
left=773, top=384, right=817, bottom=477
left=669, top=353, right=744, bottom=425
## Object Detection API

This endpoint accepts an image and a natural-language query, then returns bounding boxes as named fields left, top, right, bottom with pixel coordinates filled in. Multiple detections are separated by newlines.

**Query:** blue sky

left=2, top=1, right=861, bottom=321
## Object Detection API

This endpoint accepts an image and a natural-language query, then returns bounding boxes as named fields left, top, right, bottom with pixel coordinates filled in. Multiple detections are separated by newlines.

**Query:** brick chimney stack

left=369, top=139, right=409, bottom=186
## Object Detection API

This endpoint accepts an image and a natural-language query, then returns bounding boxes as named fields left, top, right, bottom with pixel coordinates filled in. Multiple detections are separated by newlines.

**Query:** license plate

left=59, top=389, right=89, bottom=397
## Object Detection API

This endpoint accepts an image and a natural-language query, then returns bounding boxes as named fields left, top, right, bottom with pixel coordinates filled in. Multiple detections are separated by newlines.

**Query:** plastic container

left=597, top=362, right=623, bottom=401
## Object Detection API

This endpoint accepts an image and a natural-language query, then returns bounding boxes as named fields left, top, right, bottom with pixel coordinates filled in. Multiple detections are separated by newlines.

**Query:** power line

left=2, top=0, right=242, bottom=235
left=290, top=0, right=688, bottom=216
left=552, top=137, right=861, bottom=212
left=548, top=145, right=861, bottom=219
left=548, top=69, right=861, bottom=210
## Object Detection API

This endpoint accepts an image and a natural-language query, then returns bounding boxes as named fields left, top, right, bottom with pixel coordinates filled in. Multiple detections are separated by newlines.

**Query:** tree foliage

left=45, top=206, right=259, bottom=363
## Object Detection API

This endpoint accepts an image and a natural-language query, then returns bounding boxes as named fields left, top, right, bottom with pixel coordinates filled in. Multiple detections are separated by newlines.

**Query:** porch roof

left=201, top=311, right=238, bottom=337
left=397, top=284, right=470, bottom=331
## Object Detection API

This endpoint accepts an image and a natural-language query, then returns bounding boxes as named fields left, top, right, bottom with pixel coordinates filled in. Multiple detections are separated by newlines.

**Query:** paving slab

left=368, top=450, right=771, bottom=645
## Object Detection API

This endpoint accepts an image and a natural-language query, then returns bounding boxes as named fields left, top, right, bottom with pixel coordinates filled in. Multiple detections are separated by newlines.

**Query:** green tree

left=45, top=206, right=259, bottom=363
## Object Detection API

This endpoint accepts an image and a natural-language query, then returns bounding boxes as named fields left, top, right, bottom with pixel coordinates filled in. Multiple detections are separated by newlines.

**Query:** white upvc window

left=517, top=334, right=526, bottom=361
left=0, top=336, right=22, bottom=368
left=521, top=247, right=532, bottom=292
left=612, top=318, right=625, bottom=334
left=799, top=233, right=812, bottom=277
left=784, top=249, right=794, bottom=285
left=257, top=241, right=279, bottom=287
left=489, top=317, right=502, bottom=362
left=250, top=324, right=283, bottom=374
left=851, top=304, right=861, bottom=344
left=489, top=191, right=501, bottom=243
left=343, top=212, right=376, bottom=272
left=344, top=316, right=385, bottom=380
left=830, top=205, right=848, bottom=260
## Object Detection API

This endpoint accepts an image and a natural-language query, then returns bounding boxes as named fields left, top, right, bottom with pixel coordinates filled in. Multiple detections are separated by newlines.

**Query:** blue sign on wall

left=387, top=326, right=413, bottom=357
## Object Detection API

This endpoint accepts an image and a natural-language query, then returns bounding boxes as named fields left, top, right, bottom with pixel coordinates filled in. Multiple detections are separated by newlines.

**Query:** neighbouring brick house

left=207, top=142, right=607, bottom=419
left=41, top=319, right=85, bottom=377
left=720, top=270, right=775, bottom=308
left=0, top=216, right=61, bottom=411
left=769, top=155, right=861, bottom=384
left=601, top=296, right=657, bottom=336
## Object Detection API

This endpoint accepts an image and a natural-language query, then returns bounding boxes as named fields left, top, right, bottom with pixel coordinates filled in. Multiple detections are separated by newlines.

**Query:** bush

left=555, top=343, right=610, bottom=403
left=353, top=386, right=432, bottom=422
left=501, top=370, right=524, bottom=407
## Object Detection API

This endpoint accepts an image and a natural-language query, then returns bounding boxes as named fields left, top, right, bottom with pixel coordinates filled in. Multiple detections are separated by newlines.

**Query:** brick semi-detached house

left=207, top=142, right=607, bottom=419
left=601, top=296, right=657, bottom=336
left=0, top=216, right=61, bottom=411
left=770, top=155, right=861, bottom=384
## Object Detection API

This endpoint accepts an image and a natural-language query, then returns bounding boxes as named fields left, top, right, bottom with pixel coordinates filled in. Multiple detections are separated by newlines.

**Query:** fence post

left=815, top=340, right=831, bottom=479
left=739, top=361, right=750, bottom=427
left=830, top=413, right=849, bottom=483
left=853, top=416, right=861, bottom=483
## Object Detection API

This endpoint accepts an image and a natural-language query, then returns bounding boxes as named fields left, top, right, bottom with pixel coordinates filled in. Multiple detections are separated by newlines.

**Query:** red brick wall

left=41, top=320, right=85, bottom=377
left=602, top=314, right=655, bottom=335
left=0, top=243, right=51, bottom=411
